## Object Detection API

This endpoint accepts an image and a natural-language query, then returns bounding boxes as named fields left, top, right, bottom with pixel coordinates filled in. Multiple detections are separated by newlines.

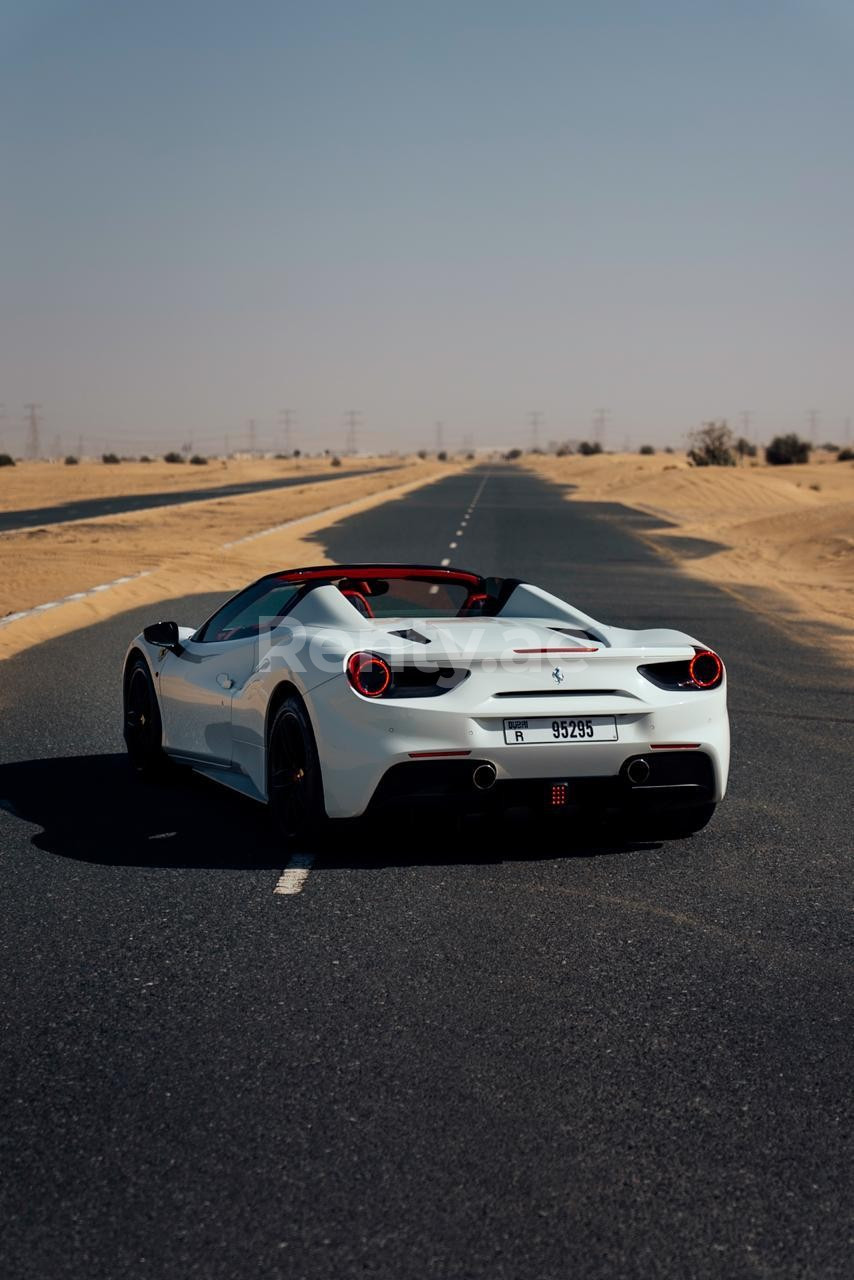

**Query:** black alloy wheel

left=124, top=658, right=166, bottom=777
left=268, top=695, right=325, bottom=845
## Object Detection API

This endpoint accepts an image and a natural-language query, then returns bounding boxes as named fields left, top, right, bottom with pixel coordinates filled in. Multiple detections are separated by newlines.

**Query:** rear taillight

left=688, top=650, right=723, bottom=688
left=346, top=652, right=391, bottom=697
left=638, top=648, right=724, bottom=691
left=345, top=652, right=466, bottom=699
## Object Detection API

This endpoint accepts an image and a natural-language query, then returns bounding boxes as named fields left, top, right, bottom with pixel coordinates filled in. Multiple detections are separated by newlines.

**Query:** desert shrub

left=189, top=454, right=208, bottom=465
left=836, top=447, right=854, bottom=461
left=821, top=442, right=839, bottom=452
left=466, top=452, right=475, bottom=460
left=578, top=440, right=603, bottom=456
left=809, top=483, right=821, bottom=491
left=0, top=453, right=15, bottom=467
left=163, top=451, right=185, bottom=463
left=417, top=449, right=428, bottom=459
left=102, top=452, right=120, bottom=464
left=556, top=445, right=573, bottom=457
left=687, top=420, right=735, bottom=467
left=331, top=456, right=342, bottom=467
left=437, top=450, right=448, bottom=461
left=639, top=444, right=655, bottom=455
left=505, top=448, right=523, bottom=460
left=664, top=445, right=674, bottom=454
left=139, top=454, right=152, bottom=462
left=735, top=437, right=757, bottom=460
left=766, top=434, right=810, bottom=466
left=64, top=455, right=79, bottom=465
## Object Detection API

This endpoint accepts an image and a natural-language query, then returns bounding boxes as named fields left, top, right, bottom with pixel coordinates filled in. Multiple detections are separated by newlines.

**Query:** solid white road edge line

left=273, top=851, right=315, bottom=895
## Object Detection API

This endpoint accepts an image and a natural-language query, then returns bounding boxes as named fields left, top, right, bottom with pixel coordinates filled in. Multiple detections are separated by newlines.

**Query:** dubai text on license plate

left=503, top=716, right=619, bottom=745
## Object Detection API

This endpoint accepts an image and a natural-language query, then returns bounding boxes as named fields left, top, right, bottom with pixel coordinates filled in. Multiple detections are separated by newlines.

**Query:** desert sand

left=0, top=457, right=463, bottom=661
left=0, top=454, right=383, bottom=512
left=525, top=451, right=854, bottom=666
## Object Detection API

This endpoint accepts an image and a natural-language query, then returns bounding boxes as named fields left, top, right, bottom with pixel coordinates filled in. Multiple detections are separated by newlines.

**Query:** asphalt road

left=0, top=465, right=850, bottom=1280
left=0, top=465, right=393, bottom=533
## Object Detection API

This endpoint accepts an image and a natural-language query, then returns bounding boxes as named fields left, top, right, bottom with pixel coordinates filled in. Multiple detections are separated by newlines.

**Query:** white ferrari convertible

left=123, top=563, right=729, bottom=841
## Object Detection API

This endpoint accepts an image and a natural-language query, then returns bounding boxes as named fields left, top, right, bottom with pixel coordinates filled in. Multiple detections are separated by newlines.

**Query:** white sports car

left=123, top=563, right=729, bottom=841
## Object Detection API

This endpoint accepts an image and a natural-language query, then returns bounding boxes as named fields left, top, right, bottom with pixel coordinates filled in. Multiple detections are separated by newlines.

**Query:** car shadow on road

left=0, top=753, right=283, bottom=870
left=0, top=754, right=661, bottom=870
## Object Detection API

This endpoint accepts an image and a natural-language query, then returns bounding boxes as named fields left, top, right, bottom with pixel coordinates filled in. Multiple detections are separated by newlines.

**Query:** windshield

left=335, top=575, right=477, bottom=618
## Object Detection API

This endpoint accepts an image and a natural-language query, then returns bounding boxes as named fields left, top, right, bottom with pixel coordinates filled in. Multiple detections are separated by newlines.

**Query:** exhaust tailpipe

left=627, top=758, right=651, bottom=785
left=472, top=762, right=497, bottom=791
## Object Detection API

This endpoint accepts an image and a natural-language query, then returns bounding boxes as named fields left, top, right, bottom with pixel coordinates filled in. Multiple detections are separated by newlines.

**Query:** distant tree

left=417, top=449, right=428, bottom=460
left=163, top=451, right=185, bottom=463
left=0, top=453, right=15, bottom=467
left=836, top=447, right=854, bottom=462
left=189, top=454, right=208, bottom=465
left=664, top=445, right=674, bottom=454
left=766, top=434, right=810, bottom=466
left=138, top=454, right=152, bottom=462
left=437, top=450, right=448, bottom=461
left=466, top=452, right=475, bottom=461
left=102, top=452, right=120, bottom=464
left=64, top=455, right=79, bottom=465
left=735, top=437, right=757, bottom=461
left=505, top=448, right=523, bottom=460
left=331, top=455, right=342, bottom=467
left=556, top=444, right=574, bottom=456
left=639, top=444, right=655, bottom=455
left=687, top=421, right=735, bottom=467
left=293, top=448, right=301, bottom=458
left=820, top=442, right=839, bottom=452
left=578, top=440, right=603, bottom=456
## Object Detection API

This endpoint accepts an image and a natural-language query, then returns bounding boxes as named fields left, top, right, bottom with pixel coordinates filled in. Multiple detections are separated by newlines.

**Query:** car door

left=158, top=635, right=258, bottom=763
left=157, top=576, right=303, bottom=764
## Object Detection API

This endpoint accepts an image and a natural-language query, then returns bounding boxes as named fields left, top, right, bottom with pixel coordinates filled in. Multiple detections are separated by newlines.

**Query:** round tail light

left=689, top=650, right=723, bottom=689
left=346, top=652, right=391, bottom=698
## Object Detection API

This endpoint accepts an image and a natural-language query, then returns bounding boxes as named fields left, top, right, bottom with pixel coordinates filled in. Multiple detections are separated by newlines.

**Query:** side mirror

left=143, top=620, right=181, bottom=651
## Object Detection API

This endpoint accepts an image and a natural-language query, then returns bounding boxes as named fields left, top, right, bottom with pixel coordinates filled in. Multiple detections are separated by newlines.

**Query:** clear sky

left=1, top=0, right=852, bottom=454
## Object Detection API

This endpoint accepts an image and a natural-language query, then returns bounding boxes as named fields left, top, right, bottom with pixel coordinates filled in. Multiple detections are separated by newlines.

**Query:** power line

left=740, top=410, right=754, bottom=441
left=248, top=418, right=258, bottom=456
left=528, top=411, right=544, bottom=449
left=24, top=403, right=42, bottom=460
left=279, top=408, right=296, bottom=454
left=344, top=409, right=361, bottom=454
left=806, top=409, right=820, bottom=444
left=434, top=421, right=444, bottom=452
left=593, top=407, right=609, bottom=449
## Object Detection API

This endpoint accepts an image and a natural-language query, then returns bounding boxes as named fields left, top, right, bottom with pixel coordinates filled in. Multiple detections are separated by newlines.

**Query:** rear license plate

left=503, top=716, right=618, bottom=744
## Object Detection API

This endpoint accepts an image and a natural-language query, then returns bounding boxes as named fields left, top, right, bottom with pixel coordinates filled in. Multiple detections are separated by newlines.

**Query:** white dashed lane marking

left=274, top=852, right=314, bottom=896
left=443, top=473, right=488, bottom=559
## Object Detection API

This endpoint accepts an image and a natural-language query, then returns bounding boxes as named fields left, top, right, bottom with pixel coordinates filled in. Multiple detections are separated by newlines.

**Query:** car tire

left=123, top=657, right=168, bottom=778
left=267, top=695, right=326, bottom=846
left=636, top=801, right=717, bottom=840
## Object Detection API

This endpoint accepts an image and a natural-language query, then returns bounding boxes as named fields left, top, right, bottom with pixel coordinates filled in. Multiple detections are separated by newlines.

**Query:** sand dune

left=526, top=451, right=854, bottom=666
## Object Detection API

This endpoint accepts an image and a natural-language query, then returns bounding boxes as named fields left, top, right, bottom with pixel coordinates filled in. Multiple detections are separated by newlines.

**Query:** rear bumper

left=310, top=674, right=730, bottom=818
left=367, top=750, right=717, bottom=818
